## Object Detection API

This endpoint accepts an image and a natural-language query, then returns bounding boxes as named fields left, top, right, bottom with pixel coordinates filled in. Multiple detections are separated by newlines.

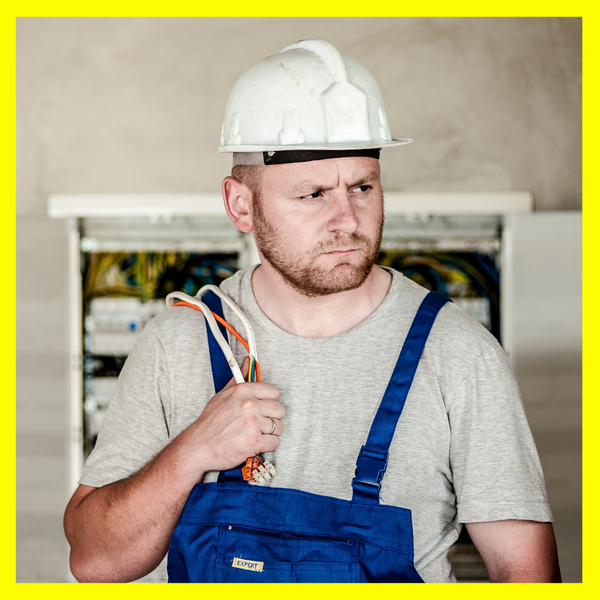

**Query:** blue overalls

left=167, top=291, right=450, bottom=583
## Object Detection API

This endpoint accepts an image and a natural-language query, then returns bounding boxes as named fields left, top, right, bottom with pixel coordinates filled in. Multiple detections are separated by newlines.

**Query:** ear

left=222, top=176, right=254, bottom=233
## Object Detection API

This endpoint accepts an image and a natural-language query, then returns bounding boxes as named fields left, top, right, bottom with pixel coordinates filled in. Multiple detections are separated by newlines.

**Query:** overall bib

left=167, top=291, right=450, bottom=583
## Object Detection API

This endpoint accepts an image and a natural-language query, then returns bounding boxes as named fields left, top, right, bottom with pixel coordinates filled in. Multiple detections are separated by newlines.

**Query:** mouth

left=323, top=248, right=361, bottom=256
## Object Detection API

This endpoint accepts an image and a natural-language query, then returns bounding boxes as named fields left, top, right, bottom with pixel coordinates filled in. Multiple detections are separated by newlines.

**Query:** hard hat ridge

left=281, top=39, right=371, bottom=145
left=281, top=39, right=349, bottom=84
left=220, top=39, right=411, bottom=164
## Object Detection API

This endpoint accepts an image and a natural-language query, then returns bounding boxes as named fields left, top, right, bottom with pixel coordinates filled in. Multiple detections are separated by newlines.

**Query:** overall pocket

left=216, top=525, right=360, bottom=583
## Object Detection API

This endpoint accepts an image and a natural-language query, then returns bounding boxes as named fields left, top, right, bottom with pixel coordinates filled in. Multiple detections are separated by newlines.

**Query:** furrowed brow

left=287, top=180, right=333, bottom=195
left=349, top=171, right=380, bottom=188
left=287, top=171, right=379, bottom=195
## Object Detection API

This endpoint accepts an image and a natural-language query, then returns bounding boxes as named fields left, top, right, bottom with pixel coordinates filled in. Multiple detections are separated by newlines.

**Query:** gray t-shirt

left=81, top=267, right=552, bottom=582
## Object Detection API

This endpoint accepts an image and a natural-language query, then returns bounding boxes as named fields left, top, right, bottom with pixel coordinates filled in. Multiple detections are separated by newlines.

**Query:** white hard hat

left=219, top=39, right=411, bottom=163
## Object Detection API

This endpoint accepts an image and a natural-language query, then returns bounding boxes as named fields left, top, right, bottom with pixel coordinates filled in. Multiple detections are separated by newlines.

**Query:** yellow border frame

left=9, top=5, right=586, bottom=598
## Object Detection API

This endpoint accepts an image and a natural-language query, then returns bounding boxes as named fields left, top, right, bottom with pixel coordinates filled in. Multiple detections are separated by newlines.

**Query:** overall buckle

left=352, top=446, right=388, bottom=500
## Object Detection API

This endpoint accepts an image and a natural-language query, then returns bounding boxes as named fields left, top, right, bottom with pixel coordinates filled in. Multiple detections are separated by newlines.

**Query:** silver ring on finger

left=268, top=418, right=276, bottom=435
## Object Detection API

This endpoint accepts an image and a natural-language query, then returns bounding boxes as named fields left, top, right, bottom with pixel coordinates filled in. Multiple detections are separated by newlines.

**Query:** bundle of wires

left=166, top=285, right=260, bottom=384
left=248, top=355, right=258, bottom=384
left=167, top=286, right=270, bottom=481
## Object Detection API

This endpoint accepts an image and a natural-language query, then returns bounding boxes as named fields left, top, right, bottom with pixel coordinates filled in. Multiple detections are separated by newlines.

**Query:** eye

left=300, top=190, right=322, bottom=200
left=353, top=184, right=372, bottom=193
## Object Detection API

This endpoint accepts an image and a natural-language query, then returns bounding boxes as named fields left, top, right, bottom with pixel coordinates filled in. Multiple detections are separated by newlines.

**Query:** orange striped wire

left=173, top=300, right=261, bottom=382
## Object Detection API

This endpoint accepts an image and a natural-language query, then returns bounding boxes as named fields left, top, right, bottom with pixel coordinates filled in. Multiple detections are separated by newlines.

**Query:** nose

left=327, top=192, right=359, bottom=235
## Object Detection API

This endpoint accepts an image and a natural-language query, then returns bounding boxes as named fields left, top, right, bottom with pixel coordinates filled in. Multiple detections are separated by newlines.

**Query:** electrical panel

left=381, top=214, right=502, bottom=342
left=77, top=215, right=248, bottom=582
left=81, top=250, right=239, bottom=459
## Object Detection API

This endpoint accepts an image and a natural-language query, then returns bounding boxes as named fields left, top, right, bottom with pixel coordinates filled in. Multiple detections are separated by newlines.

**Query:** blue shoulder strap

left=202, top=290, right=231, bottom=394
left=352, top=291, right=451, bottom=504
left=205, top=289, right=450, bottom=492
left=202, top=290, right=246, bottom=484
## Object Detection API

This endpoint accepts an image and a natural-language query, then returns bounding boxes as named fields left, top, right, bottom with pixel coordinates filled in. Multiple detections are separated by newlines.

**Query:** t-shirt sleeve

left=79, top=320, right=172, bottom=488
left=447, top=342, right=553, bottom=524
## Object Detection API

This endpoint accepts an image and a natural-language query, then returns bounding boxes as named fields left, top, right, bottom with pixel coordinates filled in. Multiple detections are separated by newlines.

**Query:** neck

left=251, top=263, right=392, bottom=338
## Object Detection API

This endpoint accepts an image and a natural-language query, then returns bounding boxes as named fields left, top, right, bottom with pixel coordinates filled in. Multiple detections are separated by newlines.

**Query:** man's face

left=250, top=156, right=383, bottom=297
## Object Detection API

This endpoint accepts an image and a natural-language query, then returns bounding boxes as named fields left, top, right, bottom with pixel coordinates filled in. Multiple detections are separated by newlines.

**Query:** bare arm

left=64, top=368, right=284, bottom=583
left=466, top=520, right=561, bottom=582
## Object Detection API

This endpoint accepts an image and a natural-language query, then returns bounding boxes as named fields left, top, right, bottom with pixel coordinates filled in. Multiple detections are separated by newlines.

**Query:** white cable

left=196, top=285, right=258, bottom=362
left=165, top=291, right=245, bottom=384
left=166, top=288, right=273, bottom=482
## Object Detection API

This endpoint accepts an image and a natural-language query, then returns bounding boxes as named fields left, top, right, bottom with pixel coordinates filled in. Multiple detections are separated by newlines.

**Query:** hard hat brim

left=219, top=138, right=412, bottom=153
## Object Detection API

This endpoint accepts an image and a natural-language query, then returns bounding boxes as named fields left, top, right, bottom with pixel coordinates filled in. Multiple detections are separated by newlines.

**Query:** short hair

left=231, top=164, right=264, bottom=199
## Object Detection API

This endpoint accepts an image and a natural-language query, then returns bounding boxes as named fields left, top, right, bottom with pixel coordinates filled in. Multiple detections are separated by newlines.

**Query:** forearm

left=65, top=427, right=207, bottom=583
left=490, top=566, right=561, bottom=583
left=466, top=520, right=561, bottom=583
left=487, top=549, right=562, bottom=583
left=65, top=373, right=284, bottom=582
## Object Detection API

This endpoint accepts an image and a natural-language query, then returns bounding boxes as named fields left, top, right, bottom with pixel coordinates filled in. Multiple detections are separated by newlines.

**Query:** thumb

left=223, top=356, right=250, bottom=389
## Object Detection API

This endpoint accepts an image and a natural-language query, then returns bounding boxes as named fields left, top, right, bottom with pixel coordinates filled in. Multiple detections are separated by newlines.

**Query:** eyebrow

left=349, top=171, right=380, bottom=188
left=287, top=170, right=380, bottom=195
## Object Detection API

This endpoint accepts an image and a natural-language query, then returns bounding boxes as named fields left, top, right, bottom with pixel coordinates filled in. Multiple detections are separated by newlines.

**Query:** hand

left=188, top=358, right=284, bottom=475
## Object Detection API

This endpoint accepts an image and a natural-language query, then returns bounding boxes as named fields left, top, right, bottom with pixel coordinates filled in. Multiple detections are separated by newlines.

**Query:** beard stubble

left=251, top=192, right=383, bottom=298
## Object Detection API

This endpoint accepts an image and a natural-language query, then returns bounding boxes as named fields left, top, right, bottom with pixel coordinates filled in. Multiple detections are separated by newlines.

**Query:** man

left=64, top=39, right=561, bottom=583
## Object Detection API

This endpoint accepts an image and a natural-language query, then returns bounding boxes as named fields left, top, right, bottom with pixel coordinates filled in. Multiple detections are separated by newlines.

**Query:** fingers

left=261, top=416, right=284, bottom=437
left=257, top=398, right=285, bottom=420
left=260, top=433, right=281, bottom=454
left=217, top=381, right=283, bottom=419
left=195, top=370, right=284, bottom=471
left=236, top=381, right=280, bottom=401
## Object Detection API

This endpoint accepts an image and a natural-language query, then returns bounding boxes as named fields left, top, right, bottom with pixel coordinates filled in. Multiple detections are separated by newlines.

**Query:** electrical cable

left=166, top=285, right=260, bottom=384
left=170, top=299, right=262, bottom=383
left=199, top=285, right=258, bottom=360
left=166, top=286, right=275, bottom=483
